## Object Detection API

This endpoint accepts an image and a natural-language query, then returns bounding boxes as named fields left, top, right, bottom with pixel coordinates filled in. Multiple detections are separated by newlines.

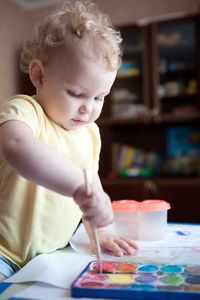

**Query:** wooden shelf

left=102, top=177, right=200, bottom=187
left=98, top=112, right=200, bottom=126
left=160, top=112, right=200, bottom=123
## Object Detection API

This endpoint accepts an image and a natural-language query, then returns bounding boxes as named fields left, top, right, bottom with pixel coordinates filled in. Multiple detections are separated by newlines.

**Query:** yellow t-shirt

left=0, top=95, right=101, bottom=268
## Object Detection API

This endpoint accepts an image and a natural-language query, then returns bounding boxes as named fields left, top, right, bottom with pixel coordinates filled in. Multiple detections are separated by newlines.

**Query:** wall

left=0, top=0, right=200, bottom=105
left=0, top=0, right=53, bottom=104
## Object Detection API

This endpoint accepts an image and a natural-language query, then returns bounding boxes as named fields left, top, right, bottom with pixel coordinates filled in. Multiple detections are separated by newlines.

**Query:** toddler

left=0, top=0, right=138, bottom=281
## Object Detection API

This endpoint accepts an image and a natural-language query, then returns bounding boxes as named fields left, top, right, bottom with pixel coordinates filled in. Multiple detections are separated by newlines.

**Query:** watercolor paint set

left=71, top=261, right=200, bottom=299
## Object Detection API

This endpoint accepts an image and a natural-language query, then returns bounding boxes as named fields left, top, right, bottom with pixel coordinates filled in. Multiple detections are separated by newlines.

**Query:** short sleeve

left=0, top=95, right=43, bottom=136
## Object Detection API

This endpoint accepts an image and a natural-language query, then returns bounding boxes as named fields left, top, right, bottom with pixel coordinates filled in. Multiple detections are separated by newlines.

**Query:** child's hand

left=95, top=230, right=139, bottom=257
left=73, top=178, right=113, bottom=228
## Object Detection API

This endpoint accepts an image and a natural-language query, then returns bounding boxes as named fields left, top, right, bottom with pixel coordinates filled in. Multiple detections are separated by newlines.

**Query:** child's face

left=35, top=44, right=116, bottom=131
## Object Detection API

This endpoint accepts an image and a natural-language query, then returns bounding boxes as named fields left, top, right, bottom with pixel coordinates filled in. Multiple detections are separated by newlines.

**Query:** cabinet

left=98, top=14, right=200, bottom=223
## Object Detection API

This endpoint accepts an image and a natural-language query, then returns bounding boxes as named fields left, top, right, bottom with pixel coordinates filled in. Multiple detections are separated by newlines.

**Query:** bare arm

left=0, top=120, right=113, bottom=227
left=0, top=120, right=83, bottom=196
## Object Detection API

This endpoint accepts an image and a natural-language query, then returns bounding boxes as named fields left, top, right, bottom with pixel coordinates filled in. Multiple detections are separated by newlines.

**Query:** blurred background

left=0, top=0, right=200, bottom=223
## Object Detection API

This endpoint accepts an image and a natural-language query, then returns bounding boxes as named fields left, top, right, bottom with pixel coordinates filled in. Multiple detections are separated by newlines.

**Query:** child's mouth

left=72, top=119, right=86, bottom=125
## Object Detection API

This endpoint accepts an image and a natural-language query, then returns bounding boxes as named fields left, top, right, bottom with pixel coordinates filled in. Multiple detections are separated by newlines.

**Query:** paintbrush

left=83, top=168, right=102, bottom=274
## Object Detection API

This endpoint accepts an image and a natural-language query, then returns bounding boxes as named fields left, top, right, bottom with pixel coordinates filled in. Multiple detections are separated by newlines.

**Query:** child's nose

left=79, top=100, right=93, bottom=114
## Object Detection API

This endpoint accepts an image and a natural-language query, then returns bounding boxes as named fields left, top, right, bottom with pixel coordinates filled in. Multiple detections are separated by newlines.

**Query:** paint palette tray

left=71, top=261, right=200, bottom=299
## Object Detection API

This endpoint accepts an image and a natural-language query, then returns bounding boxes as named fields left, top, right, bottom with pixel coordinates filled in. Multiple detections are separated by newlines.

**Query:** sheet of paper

left=137, top=223, right=200, bottom=248
left=5, top=247, right=91, bottom=289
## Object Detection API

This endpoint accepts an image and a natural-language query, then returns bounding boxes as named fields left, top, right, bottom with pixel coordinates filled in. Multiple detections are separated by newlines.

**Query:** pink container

left=112, top=199, right=170, bottom=241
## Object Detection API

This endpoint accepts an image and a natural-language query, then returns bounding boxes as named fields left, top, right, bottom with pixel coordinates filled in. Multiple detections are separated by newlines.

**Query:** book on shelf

left=110, top=141, right=200, bottom=178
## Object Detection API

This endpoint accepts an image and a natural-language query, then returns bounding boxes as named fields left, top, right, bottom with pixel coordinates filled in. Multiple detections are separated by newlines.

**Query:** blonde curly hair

left=20, top=0, right=122, bottom=73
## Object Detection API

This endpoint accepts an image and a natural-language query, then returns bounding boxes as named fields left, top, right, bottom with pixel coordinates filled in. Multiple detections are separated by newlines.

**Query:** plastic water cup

left=137, top=200, right=171, bottom=241
left=112, top=199, right=171, bottom=241
left=112, top=200, right=138, bottom=240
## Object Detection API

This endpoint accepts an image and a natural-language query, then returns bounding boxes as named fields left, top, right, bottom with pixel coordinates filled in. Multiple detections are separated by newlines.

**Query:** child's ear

left=29, top=59, right=44, bottom=88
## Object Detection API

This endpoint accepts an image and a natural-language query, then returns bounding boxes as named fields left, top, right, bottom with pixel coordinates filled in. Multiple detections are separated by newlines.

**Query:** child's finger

left=101, top=239, right=124, bottom=257
left=119, top=237, right=139, bottom=250
left=112, top=238, right=134, bottom=255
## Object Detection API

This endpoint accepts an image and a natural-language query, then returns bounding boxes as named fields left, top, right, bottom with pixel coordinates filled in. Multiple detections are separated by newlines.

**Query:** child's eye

left=67, top=90, right=83, bottom=98
left=94, top=96, right=104, bottom=101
